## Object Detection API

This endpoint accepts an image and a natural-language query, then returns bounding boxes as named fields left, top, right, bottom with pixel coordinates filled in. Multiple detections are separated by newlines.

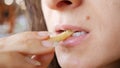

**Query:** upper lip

left=55, top=25, right=89, bottom=34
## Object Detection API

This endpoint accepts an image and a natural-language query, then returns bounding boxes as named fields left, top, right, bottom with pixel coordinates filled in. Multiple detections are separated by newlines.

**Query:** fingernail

left=25, top=56, right=41, bottom=66
left=41, top=41, right=54, bottom=47
left=38, top=32, right=49, bottom=37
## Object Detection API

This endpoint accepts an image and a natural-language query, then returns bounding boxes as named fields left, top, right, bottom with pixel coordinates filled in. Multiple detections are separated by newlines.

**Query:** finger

left=1, top=31, right=54, bottom=55
left=0, top=52, right=37, bottom=68
left=8, top=31, right=50, bottom=40
left=32, top=52, right=54, bottom=68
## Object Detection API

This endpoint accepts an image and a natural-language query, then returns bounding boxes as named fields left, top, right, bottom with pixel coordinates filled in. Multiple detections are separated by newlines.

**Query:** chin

left=55, top=43, right=120, bottom=68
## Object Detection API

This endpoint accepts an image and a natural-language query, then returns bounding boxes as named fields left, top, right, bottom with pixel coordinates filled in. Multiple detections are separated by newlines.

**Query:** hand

left=0, top=31, right=54, bottom=68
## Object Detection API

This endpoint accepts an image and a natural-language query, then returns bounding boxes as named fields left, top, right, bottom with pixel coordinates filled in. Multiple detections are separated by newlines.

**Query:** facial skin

left=41, top=0, right=120, bottom=68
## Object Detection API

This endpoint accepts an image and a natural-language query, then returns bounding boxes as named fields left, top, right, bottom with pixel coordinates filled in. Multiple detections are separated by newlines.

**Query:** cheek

left=86, top=24, right=120, bottom=67
left=42, top=3, right=57, bottom=32
left=90, top=0, right=120, bottom=23
left=91, top=19, right=120, bottom=59
left=90, top=0, right=120, bottom=49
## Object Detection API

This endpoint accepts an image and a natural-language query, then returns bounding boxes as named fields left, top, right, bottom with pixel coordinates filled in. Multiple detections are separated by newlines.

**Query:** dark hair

left=25, top=0, right=60, bottom=68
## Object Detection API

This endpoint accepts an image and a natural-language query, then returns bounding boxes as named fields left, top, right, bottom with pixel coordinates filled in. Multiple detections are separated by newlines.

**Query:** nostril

left=57, top=0, right=72, bottom=8
left=46, top=0, right=82, bottom=10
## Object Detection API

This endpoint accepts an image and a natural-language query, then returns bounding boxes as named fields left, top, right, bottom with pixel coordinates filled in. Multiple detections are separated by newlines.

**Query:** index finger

left=0, top=31, right=55, bottom=55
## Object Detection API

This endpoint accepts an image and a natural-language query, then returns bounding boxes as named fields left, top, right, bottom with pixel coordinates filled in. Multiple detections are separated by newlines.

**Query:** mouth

left=55, top=25, right=89, bottom=47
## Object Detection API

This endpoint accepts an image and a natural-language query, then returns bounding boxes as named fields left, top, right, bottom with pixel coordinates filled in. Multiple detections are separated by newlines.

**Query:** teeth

left=72, top=31, right=86, bottom=37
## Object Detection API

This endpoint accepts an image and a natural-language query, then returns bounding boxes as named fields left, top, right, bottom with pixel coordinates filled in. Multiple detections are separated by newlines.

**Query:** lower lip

left=60, top=33, right=89, bottom=47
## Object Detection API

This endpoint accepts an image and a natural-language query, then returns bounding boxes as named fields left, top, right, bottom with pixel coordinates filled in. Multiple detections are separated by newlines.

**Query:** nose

left=45, top=0, right=82, bottom=10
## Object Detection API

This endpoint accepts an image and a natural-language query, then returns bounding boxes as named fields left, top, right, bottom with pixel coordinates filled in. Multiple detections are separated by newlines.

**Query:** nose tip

left=46, top=0, right=82, bottom=10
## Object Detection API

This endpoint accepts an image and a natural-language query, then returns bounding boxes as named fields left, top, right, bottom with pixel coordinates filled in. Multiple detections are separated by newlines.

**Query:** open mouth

left=55, top=25, right=89, bottom=47
left=62, top=31, right=89, bottom=47
left=72, top=31, right=88, bottom=37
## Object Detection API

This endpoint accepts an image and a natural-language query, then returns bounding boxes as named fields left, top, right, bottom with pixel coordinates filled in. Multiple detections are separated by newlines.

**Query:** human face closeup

left=41, top=0, right=120, bottom=68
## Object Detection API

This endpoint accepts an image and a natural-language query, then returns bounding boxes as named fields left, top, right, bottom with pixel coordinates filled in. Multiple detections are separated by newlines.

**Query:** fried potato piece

left=48, top=30, right=73, bottom=42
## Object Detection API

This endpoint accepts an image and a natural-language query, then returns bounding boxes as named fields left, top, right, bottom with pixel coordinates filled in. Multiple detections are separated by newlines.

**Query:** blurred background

left=0, top=0, right=60, bottom=68
left=0, top=0, right=31, bottom=37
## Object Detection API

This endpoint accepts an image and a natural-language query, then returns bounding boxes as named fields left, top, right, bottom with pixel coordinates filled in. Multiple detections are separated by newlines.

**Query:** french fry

left=48, top=30, right=73, bottom=42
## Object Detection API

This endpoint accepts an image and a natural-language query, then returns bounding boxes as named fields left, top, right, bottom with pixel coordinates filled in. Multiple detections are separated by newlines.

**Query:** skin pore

left=41, top=0, right=120, bottom=68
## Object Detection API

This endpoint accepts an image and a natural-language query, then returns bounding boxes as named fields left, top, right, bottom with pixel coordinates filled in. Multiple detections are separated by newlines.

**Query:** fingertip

left=38, top=31, right=50, bottom=37
left=41, top=40, right=54, bottom=48
left=37, top=31, right=51, bottom=40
